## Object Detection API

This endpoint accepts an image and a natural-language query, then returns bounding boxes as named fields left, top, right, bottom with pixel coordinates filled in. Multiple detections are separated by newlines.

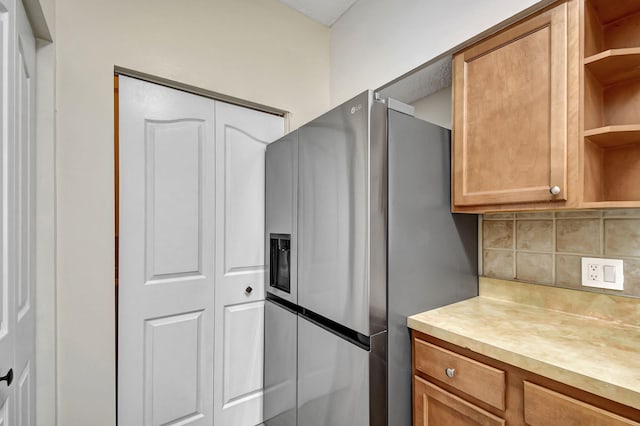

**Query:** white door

left=0, top=0, right=36, bottom=424
left=213, top=102, right=282, bottom=425
left=0, top=0, right=16, bottom=421
left=118, top=76, right=216, bottom=425
left=14, top=2, right=35, bottom=424
left=119, top=76, right=283, bottom=426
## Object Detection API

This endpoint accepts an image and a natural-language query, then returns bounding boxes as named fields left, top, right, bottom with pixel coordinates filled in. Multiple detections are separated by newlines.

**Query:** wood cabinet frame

left=412, top=331, right=640, bottom=425
left=451, top=0, right=581, bottom=213
left=580, top=0, right=640, bottom=207
left=453, top=0, right=580, bottom=212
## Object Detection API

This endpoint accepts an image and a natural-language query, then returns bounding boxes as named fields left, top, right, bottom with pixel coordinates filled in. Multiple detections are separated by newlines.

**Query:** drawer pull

left=445, top=368, right=456, bottom=378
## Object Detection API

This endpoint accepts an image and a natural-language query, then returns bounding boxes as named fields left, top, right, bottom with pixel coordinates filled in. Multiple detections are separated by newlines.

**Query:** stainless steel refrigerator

left=264, top=90, right=478, bottom=426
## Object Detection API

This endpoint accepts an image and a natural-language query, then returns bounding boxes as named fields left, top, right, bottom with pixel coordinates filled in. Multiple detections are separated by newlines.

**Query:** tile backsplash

left=482, top=209, right=640, bottom=298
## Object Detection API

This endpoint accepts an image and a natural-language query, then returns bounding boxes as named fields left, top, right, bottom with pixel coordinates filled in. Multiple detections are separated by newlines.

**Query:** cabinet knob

left=445, top=368, right=455, bottom=378
left=549, top=185, right=561, bottom=195
left=245, top=286, right=253, bottom=295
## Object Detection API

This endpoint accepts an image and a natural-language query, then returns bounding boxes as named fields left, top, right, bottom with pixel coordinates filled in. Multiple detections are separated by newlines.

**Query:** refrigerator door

left=298, top=91, right=387, bottom=336
left=297, top=316, right=371, bottom=426
left=265, top=132, right=298, bottom=304
left=264, top=299, right=297, bottom=426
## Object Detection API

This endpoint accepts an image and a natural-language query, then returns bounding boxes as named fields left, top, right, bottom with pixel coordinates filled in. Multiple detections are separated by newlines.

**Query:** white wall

left=35, top=38, right=57, bottom=426
left=330, top=0, right=542, bottom=106
left=32, top=0, right=57, bottom=424
left=35, top=0, right=53, bottom=35
left=54, top=0, right=329, bottom=424
left=412, top=86, right=452, bottom=130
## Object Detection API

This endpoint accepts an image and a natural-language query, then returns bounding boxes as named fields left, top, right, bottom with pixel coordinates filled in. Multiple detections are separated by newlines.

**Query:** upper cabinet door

left=452, top=1, right=576, bottom=210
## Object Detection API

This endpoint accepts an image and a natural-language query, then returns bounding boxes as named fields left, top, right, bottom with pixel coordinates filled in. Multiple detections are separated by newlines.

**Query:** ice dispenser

left=270, top=233, right=291, bottom=293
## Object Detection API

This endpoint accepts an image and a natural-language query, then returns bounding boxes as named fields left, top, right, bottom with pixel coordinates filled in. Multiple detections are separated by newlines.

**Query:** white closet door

left=0, top=0, right=36, bottom=424
left=118, top=76, right=216, bottom=426
left=14, top=2, right=35, bottom=424
left=213, top=101, right=283, bottom=426
left=0, top=0, right=15, bottom=423
left=119, top=76, right=283, bottom=426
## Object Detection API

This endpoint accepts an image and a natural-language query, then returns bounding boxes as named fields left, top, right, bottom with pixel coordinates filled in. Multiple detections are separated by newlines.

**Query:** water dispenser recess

left=270, top=234, right=291, bottom=293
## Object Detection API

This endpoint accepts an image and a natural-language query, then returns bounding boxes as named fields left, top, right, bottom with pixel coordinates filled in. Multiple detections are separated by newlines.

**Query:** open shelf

left=584, top=125, right=640, bottom=148
left=584, top=48, right=640, bottom=86
left=582, top=1, right=640, bottom=206
left=589, top=0, right=640, bottom=25
left=585, top=0, right=640, bottom=57
left=581, top=201, right=640, bottom=209
left=583, top=140, right=640, bottom=203
left=584, top=75, right=640, bottom=129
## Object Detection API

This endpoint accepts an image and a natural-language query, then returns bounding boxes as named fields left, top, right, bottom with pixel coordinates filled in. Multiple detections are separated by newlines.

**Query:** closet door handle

left=0, top=369, right=13, bottom=387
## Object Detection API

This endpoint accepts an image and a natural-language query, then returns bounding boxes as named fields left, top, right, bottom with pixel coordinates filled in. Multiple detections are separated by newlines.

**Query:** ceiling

left=278, top=0, right=358, bottom=26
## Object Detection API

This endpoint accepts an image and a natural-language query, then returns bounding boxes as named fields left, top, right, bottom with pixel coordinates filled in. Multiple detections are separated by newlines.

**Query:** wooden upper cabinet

left=452, top=0, right=578, bottom=211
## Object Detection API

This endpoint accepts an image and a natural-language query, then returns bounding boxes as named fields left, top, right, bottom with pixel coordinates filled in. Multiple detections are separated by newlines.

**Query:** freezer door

left=264, top=299, right=297, bottom=426
left=297, top=316, right=370, bottom=426
left=298, top=91, right=387, bottom=336
left=265, top=132, right=298, bottom=304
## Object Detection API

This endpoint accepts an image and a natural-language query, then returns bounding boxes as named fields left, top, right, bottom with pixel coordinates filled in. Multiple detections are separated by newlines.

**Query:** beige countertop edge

left=407, top=315, right=640, bottom=410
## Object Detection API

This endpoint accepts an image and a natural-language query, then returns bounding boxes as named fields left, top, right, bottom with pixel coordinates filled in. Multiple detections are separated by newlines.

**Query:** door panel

left=0, top=0, right=13, bottom=422
left=0, top=3, right=6, bottom=341
left=264, top=300, right=297, bottom=426
left=118, top=76, right=215, bottom=426
left=453, top=3, right=570, bottom=206
left=0, top=1, right=35, bottom=424
left=17, top=364, right=29, bottom=426
left=214, top=101, right=283, bottom=425
left=0, top=399, right=6, bottom=426
left=224, top=126, right=268, bottom=273
left=298, top=91, right=371, bottom=336
left=144, top=311, right=204, bottom=426
left=413, top=377, right=505, bottom=426
left=297, top=316, right=369, bottom=426
left=14, top=2, right=35, bottom=425
left=145, top=120, right=204, bottom=280
left=16, top=43, right=29, bottom=320
left=265, top=133, right=298, bottom=305
left=223, top=302, right=264, bottom=404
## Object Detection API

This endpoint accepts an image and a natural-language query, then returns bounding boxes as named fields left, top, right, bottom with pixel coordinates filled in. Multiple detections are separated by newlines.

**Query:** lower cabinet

left=412, top=331, right=640, bottom=425
left=524, top=382, right=639, bottom=426
left=414, top=376, right=505, bottom=426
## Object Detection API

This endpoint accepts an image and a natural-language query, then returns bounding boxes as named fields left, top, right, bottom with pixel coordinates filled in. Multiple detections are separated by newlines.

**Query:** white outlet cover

left=581, top=257, right=624, bottom=291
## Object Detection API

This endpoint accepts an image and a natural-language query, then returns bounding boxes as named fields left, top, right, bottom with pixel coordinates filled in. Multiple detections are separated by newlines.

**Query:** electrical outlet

left=587, top=263, right=599, bottom=281
left=581, top=257, right=624, bottom=290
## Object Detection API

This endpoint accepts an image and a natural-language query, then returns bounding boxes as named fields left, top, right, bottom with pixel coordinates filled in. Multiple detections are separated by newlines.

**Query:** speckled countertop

left=407, top=277, right=640, bottom=410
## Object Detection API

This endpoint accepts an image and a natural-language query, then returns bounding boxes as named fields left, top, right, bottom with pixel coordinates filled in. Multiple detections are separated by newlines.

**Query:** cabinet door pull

left=445, top=368, right=456, bottom=378
left=549, top=185, right=561, bottom=195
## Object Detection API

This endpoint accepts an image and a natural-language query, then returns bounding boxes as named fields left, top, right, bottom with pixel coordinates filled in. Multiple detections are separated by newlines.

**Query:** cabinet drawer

left=524, top=381, right=640, bottom=426
left=414, top=338, right=506, bottom=410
